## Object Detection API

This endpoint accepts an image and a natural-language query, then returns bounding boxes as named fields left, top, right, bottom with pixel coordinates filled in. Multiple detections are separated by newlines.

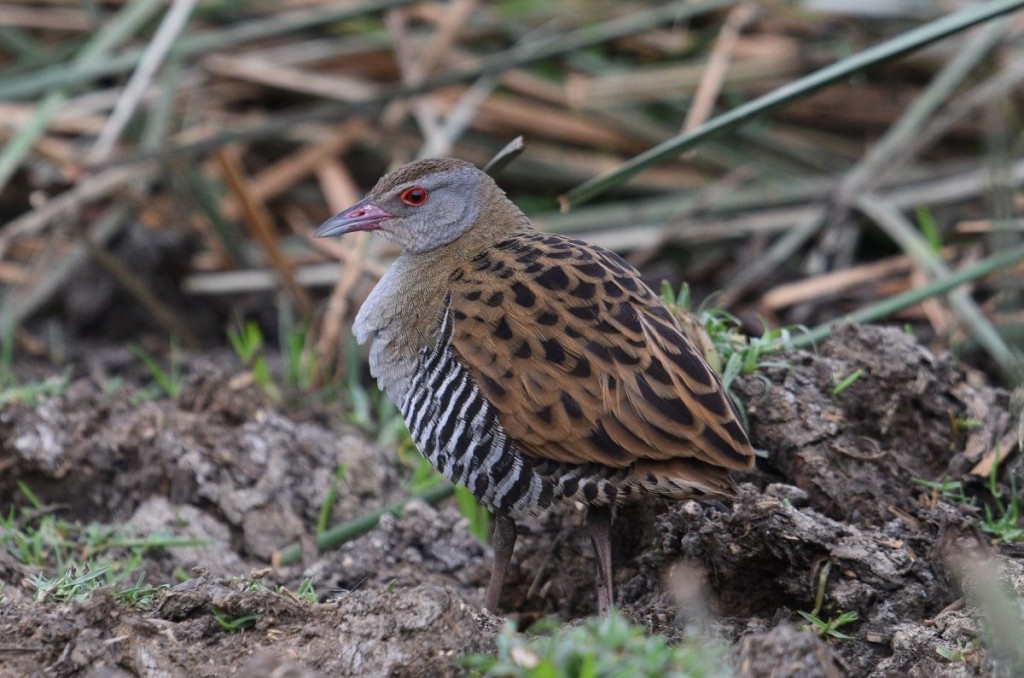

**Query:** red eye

left=400, top=186, right=428, bottom=206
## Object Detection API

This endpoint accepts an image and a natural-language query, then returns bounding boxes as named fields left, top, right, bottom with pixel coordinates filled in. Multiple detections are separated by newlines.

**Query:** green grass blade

left=0, top=0, right=166, bottom=194
left=782, top=243, right=1024, bottom=352
left=561, top=0, right=1024, bottom=209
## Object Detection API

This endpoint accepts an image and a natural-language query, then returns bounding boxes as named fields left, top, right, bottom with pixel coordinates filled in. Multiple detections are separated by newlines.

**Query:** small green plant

left=455, top=485, right=491, bottom=543
left=980, top=450, right=1023, bottom=544
left=227, top=317, right=278, bottom=400
left=0, top=371, right=70, bottom=407
left=465, top=611, right=730, bottom=677
left=114, top=574, right=168, bottom=609
left=0, top=315, right=70, bottom=406
left=377, top=395, right=414, bottom=451
left=212, top=610, right=260, bottom=633
left=913, top=477, right=974, bottom=505
left=798, top=561, right=859, bottom=641
left=29, top=563, right=112, bottom=603
left=936, top=639, right=975, bottom=663
left=279, top=308, right=318, bottom=391
left=661, top=282, right=796, bottom=382
left=3, top=483, right=202, bottom=599
left=227, top=309, right=322, bottom=400
left=660, top=281, right=795, bottom=444
left=798, top=610, right=860, bottom=641
left=129, top=338, right=183, bottom=400
left=237, top=576, right=274, bottom=594
left=294, top=577, right=318, bottom=604
left=16, top=480, right=42, bottom=509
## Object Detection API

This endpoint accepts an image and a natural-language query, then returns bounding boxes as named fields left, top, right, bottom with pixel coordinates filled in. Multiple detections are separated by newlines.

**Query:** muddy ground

left=1, top=324, right=1022, bottom=676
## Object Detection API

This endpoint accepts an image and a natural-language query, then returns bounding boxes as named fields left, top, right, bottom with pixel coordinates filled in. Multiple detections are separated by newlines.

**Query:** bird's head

left=315, top=158, right=496, bottom=254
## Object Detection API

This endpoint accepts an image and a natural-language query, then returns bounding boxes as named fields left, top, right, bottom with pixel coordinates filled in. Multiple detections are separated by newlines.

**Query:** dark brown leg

left=587, top=505, right=614, bottom=615
left=485, top=513, right=517, bottom=612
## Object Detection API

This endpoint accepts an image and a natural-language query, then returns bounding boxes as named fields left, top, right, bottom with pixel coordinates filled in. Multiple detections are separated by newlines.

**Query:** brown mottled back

left=448, top=229, right=753, bottom=497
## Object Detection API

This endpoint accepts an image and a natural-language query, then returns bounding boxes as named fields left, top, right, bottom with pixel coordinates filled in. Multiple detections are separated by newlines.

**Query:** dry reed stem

left=382, top=9, right=445, bottom=154
left=909, top=267, right=954, bottom=337
left=760, top=248, right=956, bottom=312
left=204, top=53, right=381, bottom=103
left=0, top=6, right=92, bottom=32
left=215, top=146, right=312, bottom=314
left=313, top=159, right=366, bottom=383
left=222, top=119, right=369, bottom=221
left=969, top=429, right=1020, bottom=477
left=682, top=1, right=757, bottom=132
left=381, top=0, right=479, bottom=136
left=438, top=89, right=647, bottom=152
left=0, top=163, right=155, bottom=258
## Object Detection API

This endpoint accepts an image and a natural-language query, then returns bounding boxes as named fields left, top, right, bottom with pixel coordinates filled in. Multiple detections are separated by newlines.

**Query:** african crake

left=316, top=158, right=754, bottom=614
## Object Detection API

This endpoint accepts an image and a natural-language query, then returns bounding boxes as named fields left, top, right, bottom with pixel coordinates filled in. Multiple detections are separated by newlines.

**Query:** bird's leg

left=587, top=505, right=614, bottom=615
left=485, top=513, right=517, bottom=612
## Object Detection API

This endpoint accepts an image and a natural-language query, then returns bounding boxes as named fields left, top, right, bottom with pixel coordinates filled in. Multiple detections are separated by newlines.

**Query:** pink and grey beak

left=315, top=197, right=393, bottom=238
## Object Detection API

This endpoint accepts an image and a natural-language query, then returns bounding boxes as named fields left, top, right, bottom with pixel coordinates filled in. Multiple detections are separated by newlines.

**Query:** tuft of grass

left=0, top=315, right=70, bottom=406
left=129, top=338, right=183, bottom=400
left=980, top=449, right=1023, bottom=544
left=227, top=310, right=322, bottom=401
left=407, top=454, right=444, bottom=493
left=115, top=574, right=169, bottom=609
left=661, top=281, right=799, bottom=388
left=227, top=317, right=278, bottom=400
left=3, top=482, right=203, bottom=601
left=915, top=452, right=1023, bottom=544
left=343, top=338, right=412, bottom=447
left=913, top=477, right=974, bottom=505
left=29, top=563, right=112, bottom=604
left=0, top=370, right=71, bottom=407
left=798, top=561, right=859, bottom=641
left=798, top=610, right=860, bottom=641
left=279, top=307, right=318, bottom=391
left=465, top=611, right=730, bottom=677
left=661, top=281, right=796, bottom=454
left=294, top=577, right=318, bottom=604
left=937, top=639, right=978, bottom=664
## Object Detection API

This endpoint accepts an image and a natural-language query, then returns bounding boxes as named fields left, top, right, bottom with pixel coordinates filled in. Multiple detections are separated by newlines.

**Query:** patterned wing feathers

left=448, top=232, right=755, bottom=483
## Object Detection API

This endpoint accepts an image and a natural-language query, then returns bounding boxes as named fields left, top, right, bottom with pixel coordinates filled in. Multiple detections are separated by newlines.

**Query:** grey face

left=315, top=165, right=487, bottom=254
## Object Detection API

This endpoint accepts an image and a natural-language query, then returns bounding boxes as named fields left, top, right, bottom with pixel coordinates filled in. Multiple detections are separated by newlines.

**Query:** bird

left=316, top=158, right=755, bottom=615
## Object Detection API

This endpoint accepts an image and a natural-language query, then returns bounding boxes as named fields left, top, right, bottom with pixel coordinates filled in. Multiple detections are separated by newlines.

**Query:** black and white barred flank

left=400, top=303, right=552, bottom=517
left=400, top=298, right=638, bottom=518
